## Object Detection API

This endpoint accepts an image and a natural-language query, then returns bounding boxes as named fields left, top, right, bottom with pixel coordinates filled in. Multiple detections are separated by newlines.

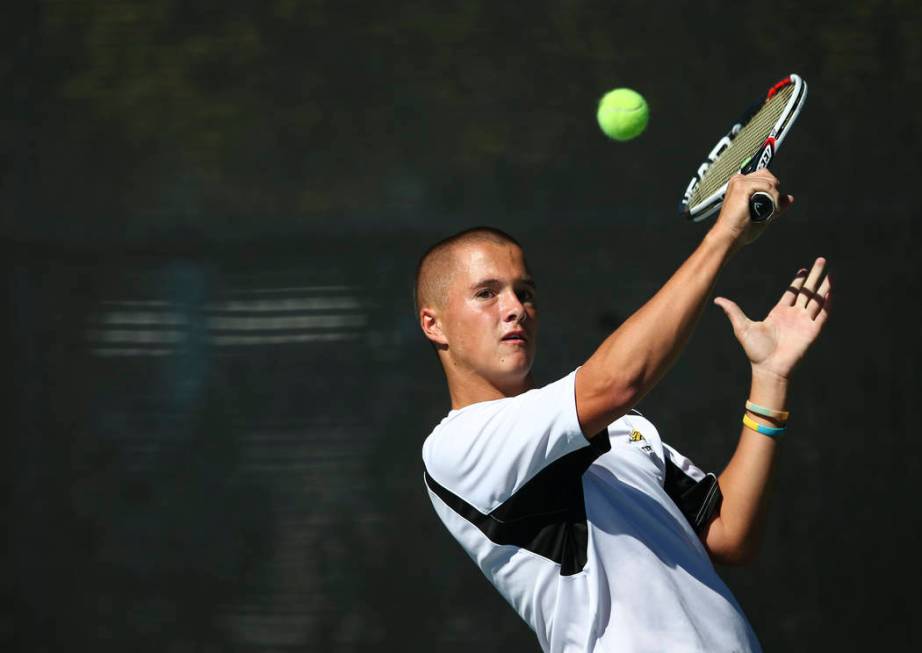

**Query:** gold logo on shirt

left=629, top=429, right=653, bottom=453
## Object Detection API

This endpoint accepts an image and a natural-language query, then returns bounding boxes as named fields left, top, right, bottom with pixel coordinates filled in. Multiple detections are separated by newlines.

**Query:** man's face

left=438, top=241, right=538, bottom=388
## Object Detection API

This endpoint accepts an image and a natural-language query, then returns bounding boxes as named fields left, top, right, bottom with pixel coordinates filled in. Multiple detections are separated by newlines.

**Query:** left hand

left=713, top=257, right=832, bottom=380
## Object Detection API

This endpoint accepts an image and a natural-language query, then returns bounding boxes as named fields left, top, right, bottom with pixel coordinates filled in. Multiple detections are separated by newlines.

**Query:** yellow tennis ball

left=596, top=88, right=649, bottom=141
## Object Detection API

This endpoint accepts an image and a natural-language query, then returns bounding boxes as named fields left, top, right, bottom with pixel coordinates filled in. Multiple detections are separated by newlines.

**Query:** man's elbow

left=708, top=539, right=760, bottom=567
left=703, top=521, right=761, bottom=566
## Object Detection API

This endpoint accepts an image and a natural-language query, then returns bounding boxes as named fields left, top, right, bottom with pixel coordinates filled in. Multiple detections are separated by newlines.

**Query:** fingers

left=737, top=169, right=785, bottom=215
left=722, top=170, right=793, bottom=240
left=781, top=268, right=808, bottom=306
left=744, top=170, right=798, bottom=222
left=783, top=257, right=831, bottom=321
left=815, top=284, right=832, bottom=327
left=796, top=257, right=827, bottom=309
left=716, top=170, right=793, bottom=249
left=728, top=169, right=778, bottom=201
left=810, top=272, right=832, bottom=321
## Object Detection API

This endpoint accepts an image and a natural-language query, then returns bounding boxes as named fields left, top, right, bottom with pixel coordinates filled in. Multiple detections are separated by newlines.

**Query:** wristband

left=742, top=413, right=786, bottom=438
left=745, top=400, right=790, bottom=423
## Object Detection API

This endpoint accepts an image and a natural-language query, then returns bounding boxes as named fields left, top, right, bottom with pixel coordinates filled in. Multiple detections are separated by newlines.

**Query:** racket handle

left=749, top=191, right=775, bottom=222
left=743, top=137, right=776, bottom=222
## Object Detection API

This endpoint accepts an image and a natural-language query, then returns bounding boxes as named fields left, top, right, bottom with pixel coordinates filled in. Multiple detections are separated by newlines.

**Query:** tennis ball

left=596, top=88, right=649, bottom=141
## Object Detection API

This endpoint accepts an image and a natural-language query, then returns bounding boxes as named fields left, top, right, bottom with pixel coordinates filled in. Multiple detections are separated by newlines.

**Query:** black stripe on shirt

left=663, top=458, right=723, bottom=534
left=424, top=430, right=611, bottom=576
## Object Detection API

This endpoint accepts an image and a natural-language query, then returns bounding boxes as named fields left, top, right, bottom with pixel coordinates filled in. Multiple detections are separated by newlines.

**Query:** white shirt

left=421, top=369, right=762, bottom=652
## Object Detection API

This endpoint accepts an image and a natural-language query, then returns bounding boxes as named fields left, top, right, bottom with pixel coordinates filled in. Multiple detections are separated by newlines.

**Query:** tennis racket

left=680, top=74, right=807, bottom=223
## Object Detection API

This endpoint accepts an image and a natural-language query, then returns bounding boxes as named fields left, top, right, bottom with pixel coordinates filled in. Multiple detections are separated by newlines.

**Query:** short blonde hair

left=413, top=226, right=522, bottom=316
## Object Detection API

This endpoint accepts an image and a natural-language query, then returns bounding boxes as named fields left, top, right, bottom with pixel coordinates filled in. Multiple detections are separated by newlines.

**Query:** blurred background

left=2, top=1, right=921, bottom=651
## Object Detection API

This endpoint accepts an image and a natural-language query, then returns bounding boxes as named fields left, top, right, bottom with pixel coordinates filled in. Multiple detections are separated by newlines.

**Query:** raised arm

left=702, top=257, right=832, bottom=564
left=575, top=171, right=792, bottom=438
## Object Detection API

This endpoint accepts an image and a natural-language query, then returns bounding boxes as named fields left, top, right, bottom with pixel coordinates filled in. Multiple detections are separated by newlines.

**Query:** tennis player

left=416, top=170, right=831, bottom=652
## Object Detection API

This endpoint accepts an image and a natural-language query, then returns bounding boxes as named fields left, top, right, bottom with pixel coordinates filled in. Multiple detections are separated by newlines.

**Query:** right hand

left=710, top=170, right=794, bottom=251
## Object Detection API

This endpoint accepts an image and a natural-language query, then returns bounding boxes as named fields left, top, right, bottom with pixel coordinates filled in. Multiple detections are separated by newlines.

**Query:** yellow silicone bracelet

left=743, top=413, right=786, bottom=437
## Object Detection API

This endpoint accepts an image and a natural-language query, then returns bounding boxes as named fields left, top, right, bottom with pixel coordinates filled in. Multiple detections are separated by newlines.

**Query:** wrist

left=748, top=367, right=789, bottom=426
left=702, top=228, right=740, bottom=265
left=704, top=226, right=739, bottom=255
left=750, top=365, right=791, bottom=387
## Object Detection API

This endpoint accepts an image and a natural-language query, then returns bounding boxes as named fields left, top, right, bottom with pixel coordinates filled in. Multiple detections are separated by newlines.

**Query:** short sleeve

left=662, top=443, right=706, bottom=483
left=421, top=370, right=592, bottom=512
left=662, top=442, right=722, bottom=533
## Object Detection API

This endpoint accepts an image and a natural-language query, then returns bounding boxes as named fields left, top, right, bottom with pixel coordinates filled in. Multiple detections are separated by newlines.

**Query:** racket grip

left=749, top=192, right=775, bottom=222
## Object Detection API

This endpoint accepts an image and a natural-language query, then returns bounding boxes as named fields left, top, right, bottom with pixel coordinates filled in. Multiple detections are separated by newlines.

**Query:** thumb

left=713, top=296, right=749, bottom=334
left=778, top=193, right=795, bottom=213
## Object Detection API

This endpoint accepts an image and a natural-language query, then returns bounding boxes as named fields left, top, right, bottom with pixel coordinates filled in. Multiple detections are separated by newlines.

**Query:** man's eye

left=475, top=289, right=495, bottom=299
left=517, top=289, right=535, bottom=303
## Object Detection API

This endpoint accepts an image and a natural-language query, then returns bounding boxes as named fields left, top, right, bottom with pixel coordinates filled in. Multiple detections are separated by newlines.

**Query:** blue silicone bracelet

left=742, top=414, right=786, bottom=437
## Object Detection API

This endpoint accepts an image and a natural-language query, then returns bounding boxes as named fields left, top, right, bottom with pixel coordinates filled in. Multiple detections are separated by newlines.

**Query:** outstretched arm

left=701, top=258, right=832, bottom=564
left=575, top=171, right=793, bottom=438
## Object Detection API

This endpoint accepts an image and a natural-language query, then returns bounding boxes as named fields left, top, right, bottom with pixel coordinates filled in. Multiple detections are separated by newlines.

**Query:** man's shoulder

left=421, top=397, right=507, bottom=463
left=431, top=371, right=580, bottom=434
left=421, top=370, right=582, bottom=465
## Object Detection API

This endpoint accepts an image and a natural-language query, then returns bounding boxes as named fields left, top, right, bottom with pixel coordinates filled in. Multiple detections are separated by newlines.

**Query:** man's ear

left=420, top=308, right=448, bottom=347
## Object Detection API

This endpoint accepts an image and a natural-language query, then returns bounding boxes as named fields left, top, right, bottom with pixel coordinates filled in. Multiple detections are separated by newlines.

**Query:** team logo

left=629, top=429, right=654, bottom=453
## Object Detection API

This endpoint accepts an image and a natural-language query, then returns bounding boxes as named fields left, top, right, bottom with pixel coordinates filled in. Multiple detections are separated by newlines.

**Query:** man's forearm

left=575, top=173, right=786, bottom=437
left=706, top=368, right=788, bottom=564
left=590, top=228, right=737, bottom=405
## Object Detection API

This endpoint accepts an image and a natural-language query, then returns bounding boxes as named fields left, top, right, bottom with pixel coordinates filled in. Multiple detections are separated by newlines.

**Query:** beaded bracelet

left=742, top=413, right=786, bottom=438
left=745, top=400, right=790, bottom=422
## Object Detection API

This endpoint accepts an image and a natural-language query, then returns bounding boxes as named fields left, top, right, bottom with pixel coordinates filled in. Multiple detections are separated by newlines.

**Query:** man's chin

left=489, top=361, right=534, bottom=391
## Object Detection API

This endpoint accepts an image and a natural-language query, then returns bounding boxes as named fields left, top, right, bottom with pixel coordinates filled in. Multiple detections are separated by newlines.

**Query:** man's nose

left=501, top=290, right=527, bottom=323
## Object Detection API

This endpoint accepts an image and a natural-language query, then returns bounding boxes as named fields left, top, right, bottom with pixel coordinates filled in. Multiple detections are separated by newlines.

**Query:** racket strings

left=691, top=83, right=795, bottom=204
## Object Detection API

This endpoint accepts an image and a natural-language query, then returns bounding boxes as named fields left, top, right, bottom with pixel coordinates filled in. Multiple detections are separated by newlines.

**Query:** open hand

left=713, top=258, right=832, bottom=380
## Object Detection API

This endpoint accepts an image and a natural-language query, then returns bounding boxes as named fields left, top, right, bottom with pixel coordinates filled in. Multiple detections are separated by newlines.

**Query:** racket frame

left=681, top=74, right=808, bottom=222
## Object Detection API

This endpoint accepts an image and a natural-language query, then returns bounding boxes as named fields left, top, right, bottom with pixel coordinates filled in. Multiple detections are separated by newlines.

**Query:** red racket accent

left=766, top=77, right=792, bottom=99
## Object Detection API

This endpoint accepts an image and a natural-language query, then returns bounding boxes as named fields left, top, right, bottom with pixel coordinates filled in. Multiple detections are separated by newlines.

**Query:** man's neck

left=446, top=370, right=533, bottom=410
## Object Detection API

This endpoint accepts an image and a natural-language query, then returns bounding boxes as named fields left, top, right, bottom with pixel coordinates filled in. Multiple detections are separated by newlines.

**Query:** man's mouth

left=501, top=331, right=527, bottom=343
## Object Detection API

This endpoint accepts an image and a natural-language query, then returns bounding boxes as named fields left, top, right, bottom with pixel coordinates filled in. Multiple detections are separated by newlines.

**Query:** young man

left=416, top=170, right=831, bottom=652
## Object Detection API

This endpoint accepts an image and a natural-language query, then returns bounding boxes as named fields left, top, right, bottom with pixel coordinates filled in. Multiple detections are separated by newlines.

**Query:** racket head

left=680, top=74, right=808, bottom=222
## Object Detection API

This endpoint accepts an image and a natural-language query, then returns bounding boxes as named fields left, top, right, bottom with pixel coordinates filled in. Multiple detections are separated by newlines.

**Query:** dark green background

left=3, top=1, right=921, bottom=651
